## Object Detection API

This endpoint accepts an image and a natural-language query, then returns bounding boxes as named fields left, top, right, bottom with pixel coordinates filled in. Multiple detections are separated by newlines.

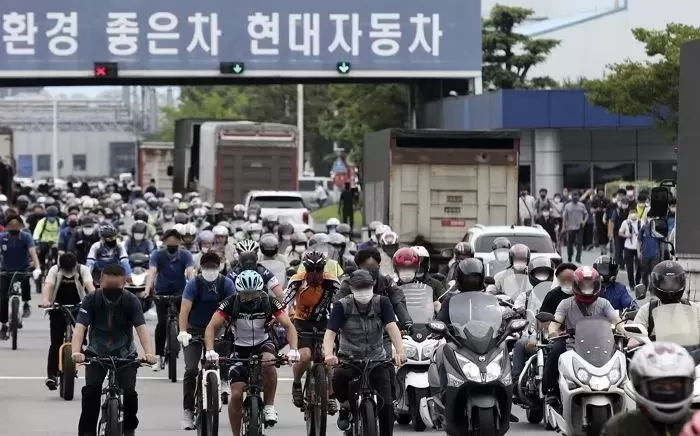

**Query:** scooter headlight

left=422, top=343, right=436, bottom=360
left=485, top=353, right=503, bottom=382
left=405, top=345, right=418, bottom=360
left=576, top=368, right=591, bottom=384
left=462, top=361, right=481, bottom=382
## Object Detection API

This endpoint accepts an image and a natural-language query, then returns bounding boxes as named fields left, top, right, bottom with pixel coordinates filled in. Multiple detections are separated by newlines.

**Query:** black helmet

left=348, top=269, right=374, bottom=289
left=260, top=234, right=279, bottom=257
left=302, top=250, right=327, bottom=273
left=46, top=205, right=59, bottom=217
left=134, top=210, right=149, bottom=222
left=456, top=258, right=485, bottom=292
left=528, top=257, right=554, bottom=287
left=492, top=237, right=512, bottom=251
left=131, top=221, right=148, bottom=235
left=651, top=260, right=686, bottom=304
left=277, top=222, right=294, bottom=238
left=99, top=223, right=118, bottom=239
left=454, top=242, right=474, bottom=260
left=593, top=255, right=619, bottom=286
left=174, top=212, right=189, bottom=224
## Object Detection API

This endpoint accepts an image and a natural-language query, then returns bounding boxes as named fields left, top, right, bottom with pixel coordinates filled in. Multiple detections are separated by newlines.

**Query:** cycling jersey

left=228, top=265, right=280, bottom=294
left=283, top=272, right=340, bottom=322
left=216, top=293, right=284, bottom=347
left=33, top=217, right=63, bottom=244
left=86, top=241, right=132, bottom=276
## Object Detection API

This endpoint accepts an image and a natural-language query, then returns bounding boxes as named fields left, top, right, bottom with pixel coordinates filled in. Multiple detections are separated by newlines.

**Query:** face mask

left=627, top=191, right=635, bottom=199
left=282, top=234, right=292, bottom=241
left=542, top=211, right=550, bottom=218
left=125, top=210, right=133, bottom=217
left=560, top=284, right=573, bottom=295
left=69, top=221, right=78, bottom=228
left=8, top=229, right=19, bottom=236
left=295, top=245, right=306, bottom=253
left=629, top=214, right=638, bottom=222
left=670, top=206, right=676, bottom=213
left=201, top=247, right=210, bottom=254
left=250, top=233, right=261, bottom=241
left=495, top=251, right=509, bottom=262
left=553, top=198, right=561, bottom=204
left=398, top=270, right=416, bottom=282
left=201, top=269, right=219, bottom=282
left=352, top=288, right=374, bottom=304
left=620, top=204, right=628, bottom=210
left=83, top=227, right=95, bottom=236
left=248, top=214, right=258, bottom=222
left=513, top=261, right=527, bottom=272
left=364, top=265, right=380, bottom=281
left=105, top=239, right=117, bottom=247
left=103, top=287, right=123, bottom=303
left=166, top=245, right=179, bottom=254
left=133, top=233, right=144, bottom=241
left=164, top=214, right=173, bottom=220
left=534, top=273, right=550, bottom=281
left=540, top=194, right=546, bottom=199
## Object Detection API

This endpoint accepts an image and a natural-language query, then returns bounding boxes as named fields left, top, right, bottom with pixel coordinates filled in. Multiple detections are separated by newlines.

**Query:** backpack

left=228, top=291, right=274, bottom=322
left=648, top=298, right=690, bottom=338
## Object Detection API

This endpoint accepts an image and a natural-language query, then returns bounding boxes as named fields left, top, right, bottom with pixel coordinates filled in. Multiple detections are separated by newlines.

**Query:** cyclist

left=247, top=222, right=263, bottom=242
left=71, top=264, right=157, bottom=436
left=124, top=221, right=154, bottom=256
left=0, top=214, right=41, bottom=337
left=324, top=270, right=407, bottom=435
left=144, top=229, right=196, bottom=366
left=326, top=217, right=340, bottom=234
left=34, top=205, right=63, bottom=274
left=180, top=223, right=199, bottom=254
left=297, top=233, right=344, bottom=279
left=393, top=247, right=445, bottom=312
left=58, top=213, right=79, bottom=255
left=602, top=342, right=695, bottom=436
left=277, top=222, right=295, bottom=254
left=378, top=231, right=400, bottom=277
left=26, top=203, right=46, bottom=233
left=177, top=252, right=235, bottom=430
left=67, top=217, right=100, bottom=265
left=283, top=251, right=341, bottom=410
left=40, top=252, right=95, bottom=390
left=286, top=232, right=309, bottom=262
left=204, top=270, right=299, bottom=433
left=329, top=232, right=354, bottom=270
left=212, top=224, right=235, bottom=265
left=230, top=240, right=285, bottom=301
left=260, top=234, right=289, bottom=266
left=160, top=203, right=176, bottom=232
left=193, top=230, right=220, bottom=270
left=86, top=223, right=132, bottom=284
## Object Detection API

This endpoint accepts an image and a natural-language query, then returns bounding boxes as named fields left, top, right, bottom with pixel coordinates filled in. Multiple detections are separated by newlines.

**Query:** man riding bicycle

left=86, top=223, right=132, bottom=284
left=33, top=205, right=63, bottom=277
left=229, top=240, right=285, bottom=302
left=40, top=252, right=95, bottom=390
left=204, top=270, right=299, bottom=434
left=283, top=250, right=341, bottom=411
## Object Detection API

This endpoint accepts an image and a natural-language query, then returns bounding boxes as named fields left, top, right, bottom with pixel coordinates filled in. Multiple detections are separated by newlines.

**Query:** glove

left=32, top=268, right=41, bottom=281
left=682, top=411, right=700, bottom=436
left=205, top=350, right=219, bottom=362
left=177, top=331, right=192, bottom=347
left=286, top=349, right=300, bottom=364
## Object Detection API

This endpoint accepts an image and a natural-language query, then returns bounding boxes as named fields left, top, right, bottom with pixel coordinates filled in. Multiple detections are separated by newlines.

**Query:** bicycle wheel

left=305, top=364, right=327, bottom=436
left=205, top=372, right=220, bottom=436
left=60, top=344, right=76, bottom=401
left=101, top=397, right=122, bottom=436
left=168, top=320, right=179, bottom=382
left=358, top=399, right=378, bottom=436
left=244, top=395, right=264, bottom=436
left=195, top=373, right=208, bottom=436
left=10, top=297, right=19, bottom=350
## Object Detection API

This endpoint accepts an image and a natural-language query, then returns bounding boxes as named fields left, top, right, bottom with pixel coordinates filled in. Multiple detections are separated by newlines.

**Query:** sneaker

left=509, top=413, right=520, bottom=423
left=292, top=381, right=304, bottom=409
left=0, top=325, right=8, bottom=340
left=337, top=408, right=351, bottom=432
left=159, top=356, right=166, bottom=370
left=22, top=302, right=30, bottom=318
left=263, top=405, right=278, bottom=426
left=181, top=410, right=195, bottom=430
left=45, top=377, right=57, bottom=391
left=327, top=398, right=338, bottom=416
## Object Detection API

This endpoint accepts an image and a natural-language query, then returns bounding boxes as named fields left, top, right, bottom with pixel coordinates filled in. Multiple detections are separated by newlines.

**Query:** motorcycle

left=537, top=316, right=627, bottom=436
left=127, top=253, right=151, bottom=312
left=421, top=292, right=528, bottom=436
left=394, top=282, right=441, bottom=431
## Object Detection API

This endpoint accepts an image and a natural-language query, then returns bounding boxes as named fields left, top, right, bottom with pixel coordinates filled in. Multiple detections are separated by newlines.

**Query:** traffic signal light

left=93, top=62, right=118, bottom=78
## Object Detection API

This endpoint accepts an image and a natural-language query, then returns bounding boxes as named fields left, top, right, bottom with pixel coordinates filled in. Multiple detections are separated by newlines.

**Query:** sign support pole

left=297, top=84, right=304, bottom=179
left=52, top=99, right=59, bottom=179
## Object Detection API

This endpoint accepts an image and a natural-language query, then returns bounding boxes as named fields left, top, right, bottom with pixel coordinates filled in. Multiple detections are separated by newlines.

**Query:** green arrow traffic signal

left=336, top=61, right=351, bottom=74
left=219, top=62, right=245, bottom=75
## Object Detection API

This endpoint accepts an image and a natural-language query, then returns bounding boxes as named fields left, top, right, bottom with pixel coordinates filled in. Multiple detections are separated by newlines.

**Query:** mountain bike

left=2, top=271, right=30, bottom=350
left=37, top=242, right=57, bottom=293
left=42, top=303, right=78, bottom=400
left=299, top=329, right=330, bottom=436
left=339, top=358, right=391, bottom=436
left=191, top=336, right=233, bottom=436
left=154, top=295, right=181, bottom=382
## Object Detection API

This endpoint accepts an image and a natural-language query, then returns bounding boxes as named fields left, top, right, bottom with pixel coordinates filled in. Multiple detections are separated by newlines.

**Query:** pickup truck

left=245, top=190, right=314, bottom=231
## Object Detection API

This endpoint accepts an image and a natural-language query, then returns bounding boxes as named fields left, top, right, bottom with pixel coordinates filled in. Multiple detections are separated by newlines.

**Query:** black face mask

left=8, top=229, right=20, bottom=235
left=364, top=265, right=380, bottom=281
left=166, top=245, right=179, bottom=254
left=69, top=221, right=78, bottom=228
left=104, top=239, right=117, bottom=247
left=103, top=287, right=123, bottom=303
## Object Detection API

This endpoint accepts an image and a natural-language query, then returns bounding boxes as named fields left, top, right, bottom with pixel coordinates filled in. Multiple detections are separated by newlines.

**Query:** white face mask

left=353, top=288, right=374, bottom=304
left=200, top=247, right=210, bottom=254
left=250, top=233, right=261, bottom=241
left=560, top=284, right=573, bottom=295
left=495, top=251, right=509, bottom=262
left=282, top=234, right=292, bottom=241
left=534, top=273, right=550, bottom=281
left=201, top=269, right=219, bottom=282
left=83, top=227, right=95, bottom=236
left=542, top=211, right=550, bottom=218
left=248, top=214, right=258, bottom=222
left=398, top=270, right=416, bottom=283
left=513, top=261, right=527, bottom=272
left=629, top=214, right=638, bottom=222
left=124, top=210, right=133, bottom=217
left=133, top=233, right=144, bottom=241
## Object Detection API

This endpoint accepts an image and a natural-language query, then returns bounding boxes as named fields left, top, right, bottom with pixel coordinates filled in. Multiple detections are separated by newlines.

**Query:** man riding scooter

left=594, top=255, right=637, bottom=311
left=487, top=244, right=532, bottom=300
left=394, top=247, right=444, bottom=313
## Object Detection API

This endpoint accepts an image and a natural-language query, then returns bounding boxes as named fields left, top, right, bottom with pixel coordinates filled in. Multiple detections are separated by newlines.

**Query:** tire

left=396, top=414, right=411, bottom=425
left=195, top=372, right=208, bottom=436
left=475, top=407, right=497, bottom=436
left=305, top=364, right=327, bottom=436
left=205, top=372, right=219, bottom=436
left=101, top=397, right=122, bottom=436
left=411, top=388, right=428, bottom=431
left=586, top=405, right=610, bottom=436
left=359, top=399, right=378, bottom=436
left=245, top=395, right=264, bottom=436
left=60, top=344, right=76, bottom=401
left=526, top=404, right=544, bottom=424
left=10, top=297, right=19, bottom=350
left=168, top=320, right=179, bottom=383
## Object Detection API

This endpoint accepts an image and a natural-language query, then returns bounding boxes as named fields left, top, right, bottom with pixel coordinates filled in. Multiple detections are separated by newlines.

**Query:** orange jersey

left=286, top=272, right=339, bottom=321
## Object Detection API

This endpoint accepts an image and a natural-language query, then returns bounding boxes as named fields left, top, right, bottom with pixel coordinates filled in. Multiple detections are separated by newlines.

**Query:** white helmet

left=0, top=194, right=7, bottom=202
left=173, top=223, right=185, bottom=235
left=172, top=193, right=183, bottom=201
left=411, top=245, right=430, bottom=258
left=191, top=198, right=202, bottom=208
left=110, top=193, right=122, bottom=202
left=182, top=223, right=198, bottom=236
left=380, top=231, right=399, bottom=246
left=375, top=224, right=392, bottom=239
left=212, top=225, right=229, bottom=237
left=326, top=217, right=341, bottom=230
left=627, top=342, right=695, bottom=424
left=193, top=207, right=207, bottom=218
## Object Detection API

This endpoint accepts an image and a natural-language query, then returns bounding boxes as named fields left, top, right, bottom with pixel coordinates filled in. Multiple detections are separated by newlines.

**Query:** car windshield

left=448, top=292, right=503, bottom=340
left=251, top=196, right=305, bottom=209
left=399, top=283, right=434, bottom=324
left=574, top=318, right=616, bottom=367
left=473, top=234, right=555, bottom=253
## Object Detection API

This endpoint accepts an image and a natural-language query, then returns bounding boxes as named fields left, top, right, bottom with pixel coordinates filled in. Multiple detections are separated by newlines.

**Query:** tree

left=586, top=23, right=700, bottom=138
left=482, top=5, right=560, bottom=89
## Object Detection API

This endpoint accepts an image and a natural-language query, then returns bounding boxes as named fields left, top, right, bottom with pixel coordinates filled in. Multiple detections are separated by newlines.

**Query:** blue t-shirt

left=228, top=265, right=279, bottom=294
left=0, top=231, right=35, bottom=272
left=150, top=248, right=194, bottom=295
left=182, top=275, right=235, bottom=329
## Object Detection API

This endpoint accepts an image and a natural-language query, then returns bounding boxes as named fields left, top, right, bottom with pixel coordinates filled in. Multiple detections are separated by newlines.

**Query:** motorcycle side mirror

left=535, top=312, right=555, bottom=323
left=289, top=259, right=301, bottom=268
left=427, top=321, right=447, bottom=334
left=440, top=248, right=454, bottom=259
left=634, top=284, right=647, bottom=300
left=508, top=319, right=529, bottom=333
left=484, top=276, right=496, bottom=285
left=620, top=324, right=647, bottom=336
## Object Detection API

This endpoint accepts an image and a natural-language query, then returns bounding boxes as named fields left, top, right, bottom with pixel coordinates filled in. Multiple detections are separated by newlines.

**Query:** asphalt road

left=0, top=250, right=615, bottom=436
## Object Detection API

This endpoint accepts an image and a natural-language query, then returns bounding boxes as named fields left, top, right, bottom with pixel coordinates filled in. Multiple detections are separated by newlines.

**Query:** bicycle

left=153, top=295, right=181, bottom=382
left=36, top=242, right=57, bottom=293
left=229, top=354, right=288, bottom=436
left=41, top=303, right=78, bottom=401
left=190, top=337, right=233, bottom=436
left=83, top=357, right=147, bottom=436
left=298, top=329, right=331, bottom=436
left=1, top=271, right=31, bottom=350
left=337, top=358, right=392, bottom=436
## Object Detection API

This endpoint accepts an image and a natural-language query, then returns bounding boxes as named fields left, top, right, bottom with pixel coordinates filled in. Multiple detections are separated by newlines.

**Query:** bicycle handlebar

left=0, top=271, right=32, bottom=276
left=83, top=357, right=149, bottom=367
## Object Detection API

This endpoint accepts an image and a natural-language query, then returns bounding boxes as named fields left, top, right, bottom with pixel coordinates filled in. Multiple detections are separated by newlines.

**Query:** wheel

left=586, top=405, right=610, bottom=436
left=195, top=372, right=208, bottom=436
left=358, top=399, right=378, bottom=436
left=205, top=372, right=220, bottom=436
left=168, top=321, right=179, bottom=382
left=396, top=414, right=411, bottom=425
left=475, top=407, right=497, bottom=436
left=411, top=388, right=428, bottom=431
left=101, top=397, right=122, bottom=436
left=244, top=395, right=264, bottom=436
left=10, top=297, right=19, bottom=350
left=305, top=364, right=328, bottom=436
left=60, top=344, right=76, bottom=401
left=526, top=404, right=544, bottom=424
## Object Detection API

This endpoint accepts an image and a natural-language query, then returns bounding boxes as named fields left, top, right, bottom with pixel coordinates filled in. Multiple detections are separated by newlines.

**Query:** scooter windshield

left=652, top=303, right=700, bottom=347
left=448, top=292, right=503, bottom=343
left=400, top=283, right=434, bottom=325
left=573, top=318, right=616, bottom=367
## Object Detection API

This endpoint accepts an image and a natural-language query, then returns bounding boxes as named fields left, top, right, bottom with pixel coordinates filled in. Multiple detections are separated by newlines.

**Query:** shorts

left=294, top=319, right=327, bottom=350
left=228, top=340, right=277, bottom=384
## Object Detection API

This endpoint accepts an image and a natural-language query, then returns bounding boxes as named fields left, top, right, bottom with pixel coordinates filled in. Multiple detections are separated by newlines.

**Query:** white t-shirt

left=45, top=264, right=93, bottom=287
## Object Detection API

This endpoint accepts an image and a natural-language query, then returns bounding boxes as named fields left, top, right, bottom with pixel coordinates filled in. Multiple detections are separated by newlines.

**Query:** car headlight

left=589, top=375, right=611, bottom=391
left=485, top=353, right=503, bottom=382
left=422, top=343, right=436, bottom=360
left=405, top=345, right=418, bottom=360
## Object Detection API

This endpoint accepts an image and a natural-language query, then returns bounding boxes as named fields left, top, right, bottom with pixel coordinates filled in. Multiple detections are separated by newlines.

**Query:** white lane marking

left=0, top=376, right=296, bottom=381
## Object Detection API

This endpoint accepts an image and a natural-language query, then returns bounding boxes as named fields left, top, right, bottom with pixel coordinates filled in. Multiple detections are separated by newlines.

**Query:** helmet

left=328, top=232, right=346, bottom=248
left=99, top=223, right=118, bottom=239
left=392, top=247, right=420, bottom=272
left=628, top=342, right=695, bottom=424
left=379, top=231, right=399, bottom=256
left=147, top=197, right=159, bottom=208
left=37, top=196, right=47, bottom=205
left=572, top=266, right=602, bottom=304
left=326, top=217, right=340, bottom=232
left=337, top=223, right=352, bottom=236
left=348, top=270, right=374, bottom=290
left=411, top=245, right=431, bottom=279
left=509, top=244, right=531, bottom=271
left=235, top=270, right=265, bottom=294
left=162, top=203, right=175, bottom=215
left=133, top=199, right=148, bottom=210
left=233, top=204, right=246, bottom=218
left=454, top=242, right=474, bottom=260
left=181, top=223, right=197, bottom=237
left=174, top=212, right=188, bottom=224
left=593, top=255, right=619, bottom=286
left=375, top=225, right=391, bottom=240
left=213, top=202, right=225, bottom=213
left=172, top=193, right=183, bottom=201
left=212, top=225, right=229, bottom=237
left=368, top=221, right=383, bottom=235
left=260, top=234, right=280, bottom=257
left=236, top=239, right=260, bottom=254
left=528, top=257, right=554, bottom=287
left=131, top=221, right=148, bottom=237
left=134, top=209, right=149, bottom=223
left=492, top=237, right=512, bottom=251
left=309, top=233, right=330, bottom=247
left=177, top=202, right=190, bottom=212
left=0, top=194, right=7, bottom=202
left=191, top=198, right=202, bottom=208
left=46, top=205, right=59, bottom=217
left=277, top=222, right=294, bottom=238
left=302, top=250, right=327, bottom=272
left=456, top=258, right=485, bottom=292
left=193, top=207, right=206, bottom=219
left=650, top=260, right=686, bottom=304
left=110, top=192, right=122, bottom=202
left=247, top=222, right=263, bottom=241
left=202, top=201, right=211, bottom=210
left=198, top=230, right=215, bottom=244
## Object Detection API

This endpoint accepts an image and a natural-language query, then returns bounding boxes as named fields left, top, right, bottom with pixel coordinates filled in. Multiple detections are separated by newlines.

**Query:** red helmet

left=392, top=247, right=420, bottom=271
left=573, top=266, right=602, bottom=304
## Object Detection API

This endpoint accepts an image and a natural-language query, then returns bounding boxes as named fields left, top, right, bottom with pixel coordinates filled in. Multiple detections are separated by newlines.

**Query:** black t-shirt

left=540, top=287, right=570, bottom=315
left=340, top=190, right=354, bottom=211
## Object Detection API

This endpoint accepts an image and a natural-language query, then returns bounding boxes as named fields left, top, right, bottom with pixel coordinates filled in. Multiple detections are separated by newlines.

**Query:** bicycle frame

left=45, top=305, right=77, bottom=372
left=341, top=358, right=391, bottom=434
